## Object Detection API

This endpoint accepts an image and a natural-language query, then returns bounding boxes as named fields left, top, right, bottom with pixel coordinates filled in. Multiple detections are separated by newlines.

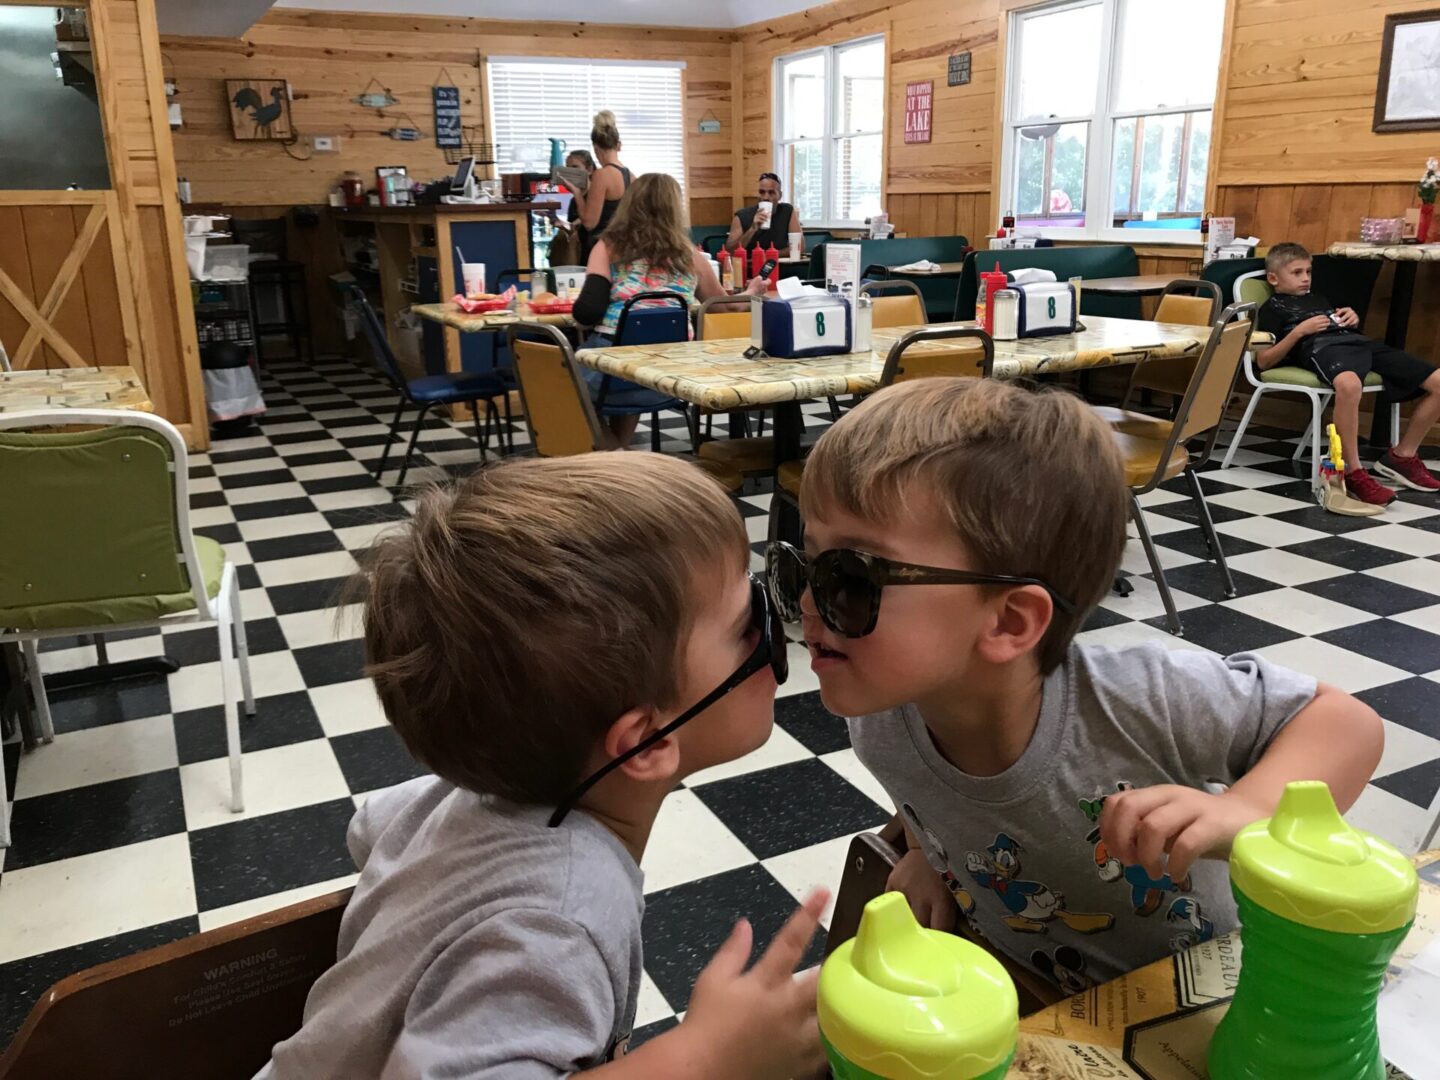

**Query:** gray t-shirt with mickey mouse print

left=848, top=643, right=1317, bottom=990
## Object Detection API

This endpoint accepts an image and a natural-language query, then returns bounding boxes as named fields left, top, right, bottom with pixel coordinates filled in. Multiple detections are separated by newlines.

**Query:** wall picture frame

left=226, top=79, right=293, bottom=141
left=1374, top=9, right=1440, bottom=133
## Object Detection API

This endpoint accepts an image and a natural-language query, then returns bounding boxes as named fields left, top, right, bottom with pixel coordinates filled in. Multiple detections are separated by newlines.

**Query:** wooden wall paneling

left=79, top=205, right=127, bottom=363
left=1251, top=184, right=1295, bottom=244
left=1324, top=184, right=1375, bottom=246
left=0, top=209, right=36, bottom=361
left=18, top=207, right=93, bottom=368
left=1288, top=184, right=1331, bottom=253
left=1368, top=183, right=1413, bottom=220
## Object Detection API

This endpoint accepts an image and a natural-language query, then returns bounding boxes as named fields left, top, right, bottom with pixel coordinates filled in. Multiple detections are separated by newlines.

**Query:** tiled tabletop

left=0, top=367, right=152, bottom=413
left=1327, top=242, right=1440, bottom=262
left=576, top=316, right=1207, bottom=410
left=410, top=303, right=575, bottom=332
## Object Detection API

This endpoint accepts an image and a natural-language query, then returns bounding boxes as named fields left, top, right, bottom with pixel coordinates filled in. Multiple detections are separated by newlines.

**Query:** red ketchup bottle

left=717, top=247, right=731, bottom=287
left=751, top=245, right=765, bottom=279
left=765, top=242, right=780, bottom=285
left=979, top=262, right=1009, bottom=334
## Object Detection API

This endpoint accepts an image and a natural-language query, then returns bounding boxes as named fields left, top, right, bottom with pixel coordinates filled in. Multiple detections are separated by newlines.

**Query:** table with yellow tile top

left=410, top=301, right=576, bottom=333
left=0, top=366, right=152, bottom=413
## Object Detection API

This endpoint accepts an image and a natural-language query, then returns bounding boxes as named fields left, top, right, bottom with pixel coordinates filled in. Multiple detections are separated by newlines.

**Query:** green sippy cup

left=1209, top=780, right=1418, bottom=1080
left=817, top=891, right=1018, bottom=1079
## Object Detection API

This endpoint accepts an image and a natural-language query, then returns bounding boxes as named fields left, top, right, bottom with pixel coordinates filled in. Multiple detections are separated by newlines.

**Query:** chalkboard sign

left=947, top=52, right=971, bottom=87
left=433, top=86, right=461, bottom=148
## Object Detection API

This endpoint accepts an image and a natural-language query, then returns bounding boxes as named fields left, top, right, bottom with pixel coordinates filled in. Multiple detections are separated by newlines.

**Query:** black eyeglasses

left=759, top=172, right=781, bottom=185
left=549, top=575, right=787, bottom=828
left=765, top=542, right=1076, bottom=639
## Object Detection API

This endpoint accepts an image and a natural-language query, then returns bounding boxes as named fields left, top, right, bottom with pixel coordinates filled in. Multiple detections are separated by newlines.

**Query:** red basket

left=451, top=295, right=510, bottom=314
left=527, top=300, right=575, bottom=315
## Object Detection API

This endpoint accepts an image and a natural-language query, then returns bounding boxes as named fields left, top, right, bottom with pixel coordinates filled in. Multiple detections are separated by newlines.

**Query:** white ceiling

left=156, top=0, right=284, bottom=36
left=271, top=0, right=819, bottom=30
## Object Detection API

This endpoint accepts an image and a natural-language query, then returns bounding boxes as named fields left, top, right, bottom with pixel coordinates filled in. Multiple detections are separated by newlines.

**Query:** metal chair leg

left=395, top=404, right=432, bottom=487
left=502, top=392, right=515, bottom=453
left=21, top=638, right=56, bottom=742
left=1130, top=493, right=1182, bottom=635
left=471, top=401, right=488, bottom=463
left=1220, top=387, right=1266, bottom=469
left=1186, top=467, right=1235, bottom=598
left=650, top=412, right=662, bottom=453
left=374, top=399, right=406, bottom=480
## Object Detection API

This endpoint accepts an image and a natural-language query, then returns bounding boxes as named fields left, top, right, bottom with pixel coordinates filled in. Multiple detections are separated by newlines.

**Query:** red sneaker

left=1376, top=450, right=1440, bottom=492
left=1344, top=468, right=1397, bottom=506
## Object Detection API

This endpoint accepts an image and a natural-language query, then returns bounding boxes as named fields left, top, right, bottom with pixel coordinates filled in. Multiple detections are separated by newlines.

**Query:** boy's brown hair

left=801, top=378, right=1127, bottom=672
left=360, top=454, right=749, bottom=804
left=1265, top=242, right=1310, bottom=275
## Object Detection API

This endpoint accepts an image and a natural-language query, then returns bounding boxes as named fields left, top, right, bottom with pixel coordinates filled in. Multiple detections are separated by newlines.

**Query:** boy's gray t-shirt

left=848, top=643, right=1317, bottom=990
left=256, top=776, right=644, bottom=1079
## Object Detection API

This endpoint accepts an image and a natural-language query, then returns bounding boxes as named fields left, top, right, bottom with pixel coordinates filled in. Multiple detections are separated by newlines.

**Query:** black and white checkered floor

left=2, top=354, right=1439, bottom=1047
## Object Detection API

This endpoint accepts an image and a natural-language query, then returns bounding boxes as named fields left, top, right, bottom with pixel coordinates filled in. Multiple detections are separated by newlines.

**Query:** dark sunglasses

left=549, top=575, right=787, bottom=828
left=759, top=172, right=781, bottom=185
left=765, top=542, right=1076, bottom=639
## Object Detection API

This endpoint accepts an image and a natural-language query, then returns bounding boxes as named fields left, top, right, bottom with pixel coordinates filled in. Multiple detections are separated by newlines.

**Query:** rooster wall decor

left=226, top=79, right=293, bottom=141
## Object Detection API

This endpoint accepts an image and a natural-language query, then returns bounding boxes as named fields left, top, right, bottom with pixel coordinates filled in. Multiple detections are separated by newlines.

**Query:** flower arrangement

left=1421, top=158, right=1439, bottom=205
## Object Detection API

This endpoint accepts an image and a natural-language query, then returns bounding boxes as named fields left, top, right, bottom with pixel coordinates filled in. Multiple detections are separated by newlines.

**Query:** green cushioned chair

left=1220, top=270, right=1398, bottom=491
left=0, top=410, right=254, bottom=846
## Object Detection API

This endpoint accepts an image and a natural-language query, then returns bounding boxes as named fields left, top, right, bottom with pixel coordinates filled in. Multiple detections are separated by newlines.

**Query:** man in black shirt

left=1255, top=242, right=1440, bottom=506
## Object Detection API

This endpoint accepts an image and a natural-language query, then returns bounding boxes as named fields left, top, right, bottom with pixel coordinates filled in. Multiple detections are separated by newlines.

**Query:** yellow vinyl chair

left=1099, top=304, right=1256, bottom=636
left=1116, top=279, right=1222, bottom=411
left=859, top=279, right=928, bottom=330
left=1220, top=270, right=1397, bottom=492
left=768, top=326, right=995, bottom=542
left=507, top=322, right=742, bottom=491
left=0, top=410, right=255, bottom=846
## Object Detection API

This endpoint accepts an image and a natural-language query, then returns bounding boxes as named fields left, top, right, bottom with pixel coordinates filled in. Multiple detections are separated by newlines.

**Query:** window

left=1001, top=0, right=1224, bottom=240
left=774, top=37, right=885, bottom=228
left=487, top=58, right=686, bottom=188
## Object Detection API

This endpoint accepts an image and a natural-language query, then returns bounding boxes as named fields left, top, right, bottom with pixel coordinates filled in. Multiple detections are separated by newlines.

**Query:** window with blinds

left=487, top=58, right=687, bottom=190
left=774, top=36, right=884, bottom=228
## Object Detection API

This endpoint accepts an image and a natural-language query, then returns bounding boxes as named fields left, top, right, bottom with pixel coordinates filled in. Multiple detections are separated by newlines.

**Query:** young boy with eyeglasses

left=766, top=377, right=1384, bottom=989
left=258, top=454, right=826, bottom=1080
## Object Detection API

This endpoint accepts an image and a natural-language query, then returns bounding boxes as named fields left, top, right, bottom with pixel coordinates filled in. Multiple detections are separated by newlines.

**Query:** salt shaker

left=854, top=293, right=873, bottom=353
left=992, top=289, right=1019, bottom=340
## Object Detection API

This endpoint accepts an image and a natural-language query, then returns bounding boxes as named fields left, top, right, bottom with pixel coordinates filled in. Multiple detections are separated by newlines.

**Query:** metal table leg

left=1368, top=260, right=1417, bottom=448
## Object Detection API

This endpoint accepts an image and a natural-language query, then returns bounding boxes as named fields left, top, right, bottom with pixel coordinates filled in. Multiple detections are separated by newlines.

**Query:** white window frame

left=486, top=56, right=688, bottom=190
left=999, top=0, right=1220, bottom=245
left=772, top=35, right=886, bottom=230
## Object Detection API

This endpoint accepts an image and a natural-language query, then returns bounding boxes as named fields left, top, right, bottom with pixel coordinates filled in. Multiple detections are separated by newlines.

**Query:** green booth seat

left=955, top=245, right=1142, bottom=322
left=807, top=235, right=971, bottom=322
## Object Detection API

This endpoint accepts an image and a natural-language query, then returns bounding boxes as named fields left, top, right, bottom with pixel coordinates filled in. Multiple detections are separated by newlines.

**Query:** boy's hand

left=1293, top=314, right=1333, bottom=338
left=1334, top=306, right=1360, bottom=328
left=887, top=848, right=957, bottom=932
left=1099, top=785, right=1266, bottom=882
left=679, top=889, right=829, bottom=1080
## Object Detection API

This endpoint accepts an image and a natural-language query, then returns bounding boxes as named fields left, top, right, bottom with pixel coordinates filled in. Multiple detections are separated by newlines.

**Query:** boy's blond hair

left=801, top=378, right=1127, bottom=672
left=1265, top=242, right=1310, bottom=275
left=360, top=454, right=748, bottom=804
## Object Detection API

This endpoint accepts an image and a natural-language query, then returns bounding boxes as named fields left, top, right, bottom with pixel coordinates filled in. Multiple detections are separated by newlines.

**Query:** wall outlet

left=311, top=135, right=340, bottom=152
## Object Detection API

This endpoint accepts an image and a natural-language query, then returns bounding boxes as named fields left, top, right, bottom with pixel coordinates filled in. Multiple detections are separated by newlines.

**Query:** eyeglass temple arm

left=882, top=564, right=1077, bottom=616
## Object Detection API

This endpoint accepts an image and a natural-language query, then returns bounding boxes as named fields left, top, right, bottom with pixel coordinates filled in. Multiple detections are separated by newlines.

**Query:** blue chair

left=347, top=285, right=510, bottom=486
left=599, top=291, right=698, bottom=452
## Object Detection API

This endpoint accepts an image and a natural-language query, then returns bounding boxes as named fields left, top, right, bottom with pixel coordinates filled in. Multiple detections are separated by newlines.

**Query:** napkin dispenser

left=1011, top=281, right=1077, bottom=337
left=761, top=294, right=852, bottom=358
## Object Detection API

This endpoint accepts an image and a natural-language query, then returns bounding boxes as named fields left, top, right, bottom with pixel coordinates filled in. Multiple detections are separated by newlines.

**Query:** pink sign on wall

left=904, top=80, right=933, bottom=144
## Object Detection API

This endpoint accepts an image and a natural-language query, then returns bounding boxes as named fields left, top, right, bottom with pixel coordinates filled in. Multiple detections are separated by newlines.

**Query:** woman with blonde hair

left=573, top=172, right=766, bottom=447
left=560, top=111, right=630, bottom=260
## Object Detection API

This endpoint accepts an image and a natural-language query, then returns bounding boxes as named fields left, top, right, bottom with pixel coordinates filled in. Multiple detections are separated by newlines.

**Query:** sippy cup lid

left=1229, top=781, right=1418, bottom=935
left=817, top=892, right=1018, bottom=1080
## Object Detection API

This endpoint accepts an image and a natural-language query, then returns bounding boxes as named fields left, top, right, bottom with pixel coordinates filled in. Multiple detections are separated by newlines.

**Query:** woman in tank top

left=726, top=172, right=805, bottom=255
left=571, top=173, right=767, bottom=448
left=562, top=110, right=632, bottom=261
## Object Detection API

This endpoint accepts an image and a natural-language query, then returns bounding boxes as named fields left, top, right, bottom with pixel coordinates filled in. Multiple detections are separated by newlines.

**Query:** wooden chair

left=825, top=820, right=1060, bottom=1017
left=1117, top=278, right=1222, bottom=412
left=0, top=889, right=351, bottom=1080
left=1095, top=303, right=1256, bottom=636
left=506, top=322, right=742, bottom=491
left=768, top=327, right=994, bottom=542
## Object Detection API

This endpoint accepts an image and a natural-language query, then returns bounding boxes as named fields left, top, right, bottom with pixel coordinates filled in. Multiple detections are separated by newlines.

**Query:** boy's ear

left=976, top=586, right=1054, bottom=666
left=1266, top=270, right=1279, bottom=285
left=603, top=707, right=681, bottom=786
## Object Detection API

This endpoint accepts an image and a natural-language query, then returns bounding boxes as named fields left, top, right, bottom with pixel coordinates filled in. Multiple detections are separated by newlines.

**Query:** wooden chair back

left=879, top=326, right=993, bottom=386
left=860, top=280, right=927, bottom=329
left=0, top=889, right=350, bottom=1080
left=506, top=322, right=605, bottom=457
left=1175, top=304, right=1255, bottom=449
left=1154, top=279, right=1221, bottom=327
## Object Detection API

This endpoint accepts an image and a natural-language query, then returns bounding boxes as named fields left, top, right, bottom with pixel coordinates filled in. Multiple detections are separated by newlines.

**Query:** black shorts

left=1309, top=339, right=1434, bottom=403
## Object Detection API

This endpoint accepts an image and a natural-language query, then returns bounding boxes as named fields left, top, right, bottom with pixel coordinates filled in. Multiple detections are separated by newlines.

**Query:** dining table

left=577, top=314, right=1207, bottom=539
left=1081, top=273, right=1177, bottom=296
left=410, top=302, right=576, bottom=333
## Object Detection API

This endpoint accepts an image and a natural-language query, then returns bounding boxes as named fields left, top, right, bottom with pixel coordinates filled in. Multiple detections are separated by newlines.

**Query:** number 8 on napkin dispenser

left=1011, top=281, right=1077, bottom=338
left=761, top=295, right=853, bottom=358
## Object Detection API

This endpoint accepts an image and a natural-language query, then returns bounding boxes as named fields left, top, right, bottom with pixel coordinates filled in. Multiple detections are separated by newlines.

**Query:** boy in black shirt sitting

left=1256, top=242, right=1440, bottom=506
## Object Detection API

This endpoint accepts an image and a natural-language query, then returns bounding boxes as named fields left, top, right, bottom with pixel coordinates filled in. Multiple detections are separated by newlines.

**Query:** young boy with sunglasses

left=767, top=377, right=1383, bottom=989
left=258, top=454, right=825, bottom=1080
